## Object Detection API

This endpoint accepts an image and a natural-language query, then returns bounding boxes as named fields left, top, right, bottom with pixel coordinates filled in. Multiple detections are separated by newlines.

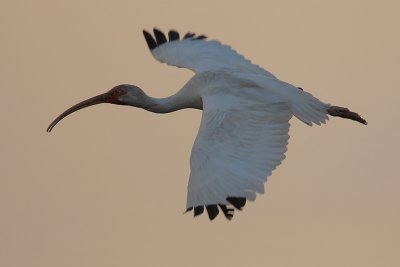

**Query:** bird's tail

left=291, top=89, right=331, bottom=126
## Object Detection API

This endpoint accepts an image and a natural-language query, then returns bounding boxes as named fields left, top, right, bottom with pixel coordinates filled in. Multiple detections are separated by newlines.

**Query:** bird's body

left=47, top=28, right=366, bottom=220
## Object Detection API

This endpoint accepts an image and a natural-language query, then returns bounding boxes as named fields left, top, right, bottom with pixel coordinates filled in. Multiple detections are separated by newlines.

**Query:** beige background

left=1, top=0, right=399, bottom=266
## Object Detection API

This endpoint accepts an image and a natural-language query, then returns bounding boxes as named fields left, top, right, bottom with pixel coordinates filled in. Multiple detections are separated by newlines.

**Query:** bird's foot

left=328, top=105, right=367, bottom=125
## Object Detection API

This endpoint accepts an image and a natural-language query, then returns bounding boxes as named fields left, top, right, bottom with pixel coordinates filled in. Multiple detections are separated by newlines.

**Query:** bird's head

left=47, top=84, right=146, bottom=132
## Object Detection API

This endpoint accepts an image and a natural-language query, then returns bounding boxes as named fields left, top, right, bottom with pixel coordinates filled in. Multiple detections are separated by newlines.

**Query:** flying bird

left=47, top=28, right=367, bottom=220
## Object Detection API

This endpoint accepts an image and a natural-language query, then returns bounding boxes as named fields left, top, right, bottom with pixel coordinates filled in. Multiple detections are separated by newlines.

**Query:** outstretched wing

left=143, top=28, right=276, bottom=77
left=186, top=94, right=292, bottom=220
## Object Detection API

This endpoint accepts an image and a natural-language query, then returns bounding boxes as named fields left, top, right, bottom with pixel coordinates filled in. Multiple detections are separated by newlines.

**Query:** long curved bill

left=47, top=93, right=111, bottom=132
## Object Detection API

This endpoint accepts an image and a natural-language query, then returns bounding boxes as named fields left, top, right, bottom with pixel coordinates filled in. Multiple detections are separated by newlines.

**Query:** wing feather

left=186, top=95, right=292, bottom=219
left=153, top=28, right=167, bottom=45
left=143, top=28, right=276, bottom=77
left=168, top=30, right=180, bottom=42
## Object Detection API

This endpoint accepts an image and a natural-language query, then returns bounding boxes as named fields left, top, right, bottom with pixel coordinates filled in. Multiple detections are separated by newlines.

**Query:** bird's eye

left=113, top=88, right=123, bottom=96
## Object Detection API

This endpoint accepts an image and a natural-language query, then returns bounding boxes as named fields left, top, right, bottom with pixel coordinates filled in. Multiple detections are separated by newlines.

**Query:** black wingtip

left=143, top=28, right=207, bottom=51
left=194, top=206, right=204, bottom=217
left=143, top=30, right=157, bottom=50
left=187, top=205, right=233, bottom=220
left=226, top=197, right=246, bottom=210
left=183, top=32, right=195, bottom=39
left=219, top=205, right=234, bottom=220
left=153, top=28, right=167, bottom=46
left=168, top=30, right=180, bottom=42
left=194, top=35, right=207, bottom=40
left=206, top=205, right=219, bottom=220
left=185, top=197, right=247, bottom=221
left=185, top=207, right=193, bottom=212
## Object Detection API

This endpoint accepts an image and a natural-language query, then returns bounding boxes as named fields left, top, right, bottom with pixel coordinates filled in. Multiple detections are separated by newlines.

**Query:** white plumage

left=145, top=29, right=330, bottom=214
left=152, top=37, right=276, bottom=77
left=48, top=28, right=366, bottom=220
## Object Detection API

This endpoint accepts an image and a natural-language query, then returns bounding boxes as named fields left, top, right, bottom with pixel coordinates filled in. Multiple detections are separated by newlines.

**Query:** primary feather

left=143, top=28, right=277, bottom=77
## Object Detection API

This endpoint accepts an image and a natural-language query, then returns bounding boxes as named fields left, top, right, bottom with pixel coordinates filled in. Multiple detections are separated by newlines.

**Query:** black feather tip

left=194, top=206, right=204, bottom=217
left=183, top=32, right=195, bottom=39
left=143, top=28, right=208, bottom=51
left=186, top=197, right=246, bottom=221
left=168, top=30, right=180, bottom=41
left=143, top=30, right=157, bottom=50
left=226, top=197, right=246, bottom=210
left=153, top=28, right=167, bottom=45
left=194, top=35, right=207, bottom=40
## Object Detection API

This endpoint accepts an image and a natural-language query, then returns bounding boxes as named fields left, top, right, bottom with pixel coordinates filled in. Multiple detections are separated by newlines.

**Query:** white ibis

left=47, top=28, right=366, bottom=220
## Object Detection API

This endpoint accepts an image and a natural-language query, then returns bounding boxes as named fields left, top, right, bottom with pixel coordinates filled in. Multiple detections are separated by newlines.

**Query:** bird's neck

left=138, top=95, right=201, bottom=113
left=141, top=96, right=178, bottom=113
left=138, top=92, right=201, bottom=114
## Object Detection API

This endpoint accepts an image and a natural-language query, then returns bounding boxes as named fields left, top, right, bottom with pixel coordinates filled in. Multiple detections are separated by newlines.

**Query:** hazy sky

left=1, top=1, right=399, bottom=266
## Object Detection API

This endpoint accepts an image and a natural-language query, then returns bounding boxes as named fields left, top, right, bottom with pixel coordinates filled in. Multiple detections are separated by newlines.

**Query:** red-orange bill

left=47, top=93, right=111, bottom=132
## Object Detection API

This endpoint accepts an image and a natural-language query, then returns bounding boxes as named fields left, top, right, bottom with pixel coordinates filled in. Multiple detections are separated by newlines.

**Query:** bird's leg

left=328, top=105, right=367, bottom=125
